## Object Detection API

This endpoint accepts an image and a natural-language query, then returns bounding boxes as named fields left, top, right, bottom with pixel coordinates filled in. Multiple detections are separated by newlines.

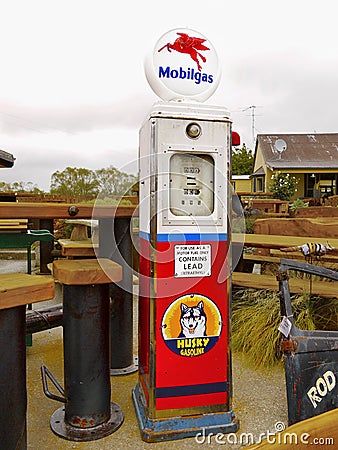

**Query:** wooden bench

left=242, top=251, right=338, bottom=267
left=246, top=407, right=338, bottom=449
left=0, top=272, right=54, bottom=308
left=233, top=233, right=338, bottom=252
left=65, top=219, right=98, bottom=241
left=233, top=234, right=338, bottom=273
left=295, top=206, right=338, bottom=217
left=0, top=227, right=55, bottom=345
left=57, top=238, right=98, bottom=258
left=232, top=272, right=338, bottom=298
left=0, top=201, right=137, bottom=373
left=250, top=198, right=289, bottom=214
left=254, top=217, right=338, bottom=239
left=0, top=227, right=54, bottom=274
left=0, top=273, right=54, bottom=449
left=52, top=257, right=122, bottom=284
left=0, top=218, right=28, bottom=232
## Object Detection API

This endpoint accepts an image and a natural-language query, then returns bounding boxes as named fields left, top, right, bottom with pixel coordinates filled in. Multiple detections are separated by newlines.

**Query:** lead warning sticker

left=161, top=293, right=222, bottom=357
left=174, top=244, right=211, bottom=278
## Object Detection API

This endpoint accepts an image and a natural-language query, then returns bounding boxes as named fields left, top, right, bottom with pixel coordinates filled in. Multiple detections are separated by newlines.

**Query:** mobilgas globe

left=145, top=28, right=221, bottom=102
left=159, top=66, right=214, bottom=85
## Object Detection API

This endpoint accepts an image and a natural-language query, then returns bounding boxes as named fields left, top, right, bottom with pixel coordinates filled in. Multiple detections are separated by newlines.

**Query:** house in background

left=252, top=133, right=338, bottom=200
left=230, top=174, right=251, bottom=193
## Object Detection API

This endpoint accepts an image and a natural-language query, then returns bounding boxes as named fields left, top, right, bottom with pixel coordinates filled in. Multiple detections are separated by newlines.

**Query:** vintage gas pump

left=133, top=28, right=239, bottom=441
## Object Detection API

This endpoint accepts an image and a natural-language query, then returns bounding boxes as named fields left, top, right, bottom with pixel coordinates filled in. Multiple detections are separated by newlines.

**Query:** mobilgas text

left=159, top=66, right=214, bottom=85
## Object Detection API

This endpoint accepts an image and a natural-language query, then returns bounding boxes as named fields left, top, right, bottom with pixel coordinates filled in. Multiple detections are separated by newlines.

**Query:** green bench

left=0, top=228, right=54, bottom=274
left=0, top=226, right=55, bottom=346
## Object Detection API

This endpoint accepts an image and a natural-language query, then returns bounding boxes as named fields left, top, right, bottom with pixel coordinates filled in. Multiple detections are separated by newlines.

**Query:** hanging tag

left=278, top=316, right=292, bottom=338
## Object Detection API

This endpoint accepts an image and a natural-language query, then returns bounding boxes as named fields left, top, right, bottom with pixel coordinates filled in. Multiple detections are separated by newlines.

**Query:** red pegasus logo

left=158, top=32, right=210, bottom=71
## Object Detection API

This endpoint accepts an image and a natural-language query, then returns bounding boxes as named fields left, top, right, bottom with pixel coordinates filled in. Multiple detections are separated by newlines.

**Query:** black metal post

left=50, top=283, right=124, bottom=441
left=64, top=284, right=111, bottom=425
left=99, top=218, right=137, bottom=375
left=0, top=306, right=27, bottom=450
left=39, top=219, right=54, bottom=274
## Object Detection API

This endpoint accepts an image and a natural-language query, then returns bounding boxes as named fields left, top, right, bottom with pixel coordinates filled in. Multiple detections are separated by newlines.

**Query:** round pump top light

left=144, top=28, right=221, bottom=102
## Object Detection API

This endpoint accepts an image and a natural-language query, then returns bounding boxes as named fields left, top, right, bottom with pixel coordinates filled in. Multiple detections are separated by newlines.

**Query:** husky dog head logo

left=178, top=301, right=207, bottom=338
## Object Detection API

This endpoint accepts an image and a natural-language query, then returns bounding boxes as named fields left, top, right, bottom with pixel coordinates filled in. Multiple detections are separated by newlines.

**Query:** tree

left=269, top=172, right=298, bottom=200
left=232, top=144, right=254, bottom=175
left=50, top=167, right=99, bottom=197
left=0, top=181, right=11, bottom=191
left=95, top=166, right=137, bottom=196
left=50, top=166, right=138, bottom=198
left=0, top=180, right=43, bottom=193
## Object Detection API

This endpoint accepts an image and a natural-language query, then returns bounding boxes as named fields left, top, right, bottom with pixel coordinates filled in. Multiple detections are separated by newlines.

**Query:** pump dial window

left=169, top=153, right=214, bottom=216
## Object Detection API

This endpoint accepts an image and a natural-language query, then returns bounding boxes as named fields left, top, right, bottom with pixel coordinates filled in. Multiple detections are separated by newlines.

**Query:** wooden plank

left=232, top=272, right=338, bottom=298
left=0, top=202, right=137, bottom=219
left=233, top=233, right=338, bottom=250
left=271, top=249, right=338, bottom=263
left=243, top=254, right=296, bottom=264
left=65, top=219, right=98, bottom=227
left=0, top=225, right=27, bottom=232
left=233, top=272, right=279, bottom=290
left=243, top=252, right=338, bottom=265
left=254, top=217, right=338, bottom=238
left=262, top=212, right=290, bottom=217
left=0, top=219, right=28, bottom=225
left=295, top=206, right=338, bottom=217
left=53, top=258, right=122, bottom=285
left=237, top=191, right=274, bottom=197
left=0, top=273, right=55, bottom=309
left=69, top=224, right=88, bottom=241
left=58, top=239, right=97, bottom=257
left=0, top=219, right=29, bottom=232
left=247, top=408, right=338, bottom=449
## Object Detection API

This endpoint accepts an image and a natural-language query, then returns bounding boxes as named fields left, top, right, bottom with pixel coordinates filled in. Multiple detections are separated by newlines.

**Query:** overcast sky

left=1, top=0, right=337, bottom=191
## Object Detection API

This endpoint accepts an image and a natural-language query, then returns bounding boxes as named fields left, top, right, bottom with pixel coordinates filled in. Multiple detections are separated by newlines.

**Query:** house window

left=256, top=177, right=264, bottom=192
left=305, top=174, right=316, bottom=198
left=305, top=173, right=337, bottom=197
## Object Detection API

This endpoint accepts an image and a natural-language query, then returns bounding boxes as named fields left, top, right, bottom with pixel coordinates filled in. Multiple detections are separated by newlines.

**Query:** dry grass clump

left=310, top=295, right=338, bottom=331
left=231, top=289, right=337, bottom=368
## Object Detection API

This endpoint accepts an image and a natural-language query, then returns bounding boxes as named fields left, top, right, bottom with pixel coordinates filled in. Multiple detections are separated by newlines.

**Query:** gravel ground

left=0, top=256, right=37, bottom=273
left=26, top=332, right=287, bottom=450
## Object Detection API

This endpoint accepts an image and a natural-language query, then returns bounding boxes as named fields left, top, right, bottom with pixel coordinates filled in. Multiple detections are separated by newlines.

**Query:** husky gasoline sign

left=161, top=293, right=222, bottom=357
left=144, top=28, right=221, bottom=102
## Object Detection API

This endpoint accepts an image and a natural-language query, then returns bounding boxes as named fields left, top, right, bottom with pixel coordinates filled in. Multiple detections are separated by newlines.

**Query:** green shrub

left=269, top=172, right=298, bottom=201
left=289, top=198, right=309, bottom=212
left=245, top=217, right=257, bottom=234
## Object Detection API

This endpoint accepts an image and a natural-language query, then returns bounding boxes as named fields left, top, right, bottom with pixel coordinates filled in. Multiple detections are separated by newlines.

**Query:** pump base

left=132, top=384, right=239, bottom=442
left=50, top=402, right=124, bottom=442
left=110, top=355, right=138, bottom=376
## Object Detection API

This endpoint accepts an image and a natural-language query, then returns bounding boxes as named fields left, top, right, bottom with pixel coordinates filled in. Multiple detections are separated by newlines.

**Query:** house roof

left=0, top=149, right=15, bottom=168
left=252, top=166, right=265, bottom=176
left=255, top=133, right=338, bottom=170
left=232, top=174, right=251, bottom=180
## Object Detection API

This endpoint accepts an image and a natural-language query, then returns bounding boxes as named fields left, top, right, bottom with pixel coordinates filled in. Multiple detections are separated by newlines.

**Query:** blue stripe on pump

left=156, top=382, right=228, bottom=398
